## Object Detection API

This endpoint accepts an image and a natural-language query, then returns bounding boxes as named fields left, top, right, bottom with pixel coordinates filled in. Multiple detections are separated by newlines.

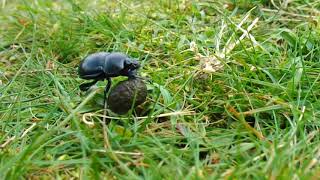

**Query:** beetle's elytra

left=78, top=52, right=140, bottom=80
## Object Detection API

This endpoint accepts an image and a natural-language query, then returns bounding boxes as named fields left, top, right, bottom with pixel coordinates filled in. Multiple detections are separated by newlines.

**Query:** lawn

left=0, top=0, right=320, bottom=179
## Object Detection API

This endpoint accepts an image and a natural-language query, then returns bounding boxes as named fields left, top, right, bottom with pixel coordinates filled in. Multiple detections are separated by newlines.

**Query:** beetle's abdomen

left=78, top=52, right=109, bottom=80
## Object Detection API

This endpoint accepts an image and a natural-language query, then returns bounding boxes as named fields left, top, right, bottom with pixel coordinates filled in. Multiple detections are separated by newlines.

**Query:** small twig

left=93, top=149, right=144, bottom=156
left=82, top=111, right=196, bottom=126
left=113, top=151, right=143, bottom=156
left=97, top=102, right=139, bottom=176
left=20, top=69, right=53, bottom=74
left=0, top=136, right=16, bottom=148
left=97, top=118, right=139, bottom=178
left=0, top=119, right=37, bottom=149
left=20, top=123, right=37, bottom=139
left=102, top=101, right=111, bottom=149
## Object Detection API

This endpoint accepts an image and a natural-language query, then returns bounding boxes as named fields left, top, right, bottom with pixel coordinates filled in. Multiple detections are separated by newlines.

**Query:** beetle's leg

left=103, top=77, right=112, bottom=109
left=79, top=80, right=98, bottom=91
left=127, top=69, right=138, bottom=79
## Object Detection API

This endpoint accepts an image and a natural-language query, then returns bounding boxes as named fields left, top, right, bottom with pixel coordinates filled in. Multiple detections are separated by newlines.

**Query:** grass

left=0, top=0, right=320, bottom=179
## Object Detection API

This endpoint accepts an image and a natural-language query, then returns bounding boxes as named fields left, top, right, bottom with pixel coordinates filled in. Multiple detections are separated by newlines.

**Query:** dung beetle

left=78, top=52, right=140, bottom=107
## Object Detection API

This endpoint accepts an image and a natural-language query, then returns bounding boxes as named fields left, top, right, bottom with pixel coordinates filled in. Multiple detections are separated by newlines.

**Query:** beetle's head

left=124, top=58, right=140, bottom=70
left=121, top=58, right=140, bottom=77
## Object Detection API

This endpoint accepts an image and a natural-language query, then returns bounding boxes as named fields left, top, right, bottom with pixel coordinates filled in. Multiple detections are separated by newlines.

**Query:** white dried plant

left=191, top=8, right=262, bottom=73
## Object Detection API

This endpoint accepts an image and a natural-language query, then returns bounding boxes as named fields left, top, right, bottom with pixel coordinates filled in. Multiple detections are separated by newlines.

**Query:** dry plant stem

left=102, top=102, right=111, bottom=149
left=0, top=136, right=16, bottom=148
left=0, top=122, right=37, bottom=148
left=231, top=18, right=262, bottom=49
left=100, top=98, right=138, bottom=177
left=20, top=123, right=37, bottom=139
left=220, top=9, right=255, bottom=58
left=201, top=10, right=260, bottom=73
left=101, top=96, right=115, bottom=158
left=261, top=8, right=318, bottom=19
left=271, top=0, right=280, bottom=9
left=219, top=9, right=252, bottom=51
left=227, top=106, right=267, bottom=141
left=93, top=149, right=143, bottom=156
left=82, top=111, right=196, bottom=125
left=223, top=18, right=259, bottom=55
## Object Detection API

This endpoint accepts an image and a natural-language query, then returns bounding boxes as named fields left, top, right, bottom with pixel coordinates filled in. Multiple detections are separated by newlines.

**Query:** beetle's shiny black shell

left=107, top=79, right=147, bottom=115
left=78, top=52, right=129, bottom=80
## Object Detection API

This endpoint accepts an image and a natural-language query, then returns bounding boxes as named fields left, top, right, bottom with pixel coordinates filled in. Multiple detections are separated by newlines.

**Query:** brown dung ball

left=107, top=78, right=147, bottom=115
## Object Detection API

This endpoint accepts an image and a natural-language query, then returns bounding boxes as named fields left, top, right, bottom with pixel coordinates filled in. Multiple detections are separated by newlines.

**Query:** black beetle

left=78, top=52, right=140, bottom=107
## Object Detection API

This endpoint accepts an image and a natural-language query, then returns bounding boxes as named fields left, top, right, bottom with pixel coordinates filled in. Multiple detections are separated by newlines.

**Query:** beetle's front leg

left=103, top=77, right=112, bottom=109
left=127, top=69, right=138, bottom=79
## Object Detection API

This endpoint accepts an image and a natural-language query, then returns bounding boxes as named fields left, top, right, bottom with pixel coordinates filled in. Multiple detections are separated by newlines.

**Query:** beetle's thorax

left=103, top=55, right=127, bottom=77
